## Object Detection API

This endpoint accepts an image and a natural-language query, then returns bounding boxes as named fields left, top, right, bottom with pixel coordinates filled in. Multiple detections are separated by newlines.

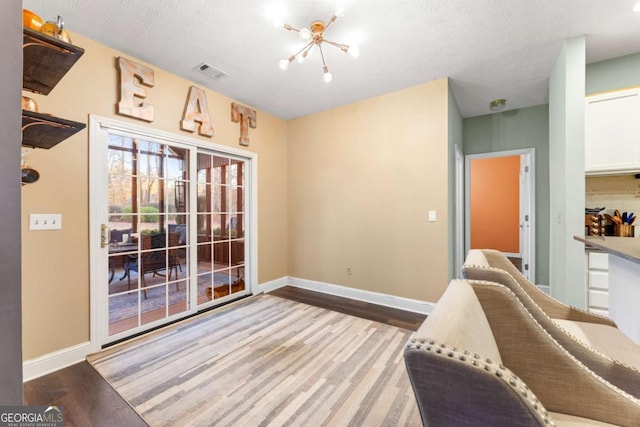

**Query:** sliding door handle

left=101, top=224, right=109, bottom=248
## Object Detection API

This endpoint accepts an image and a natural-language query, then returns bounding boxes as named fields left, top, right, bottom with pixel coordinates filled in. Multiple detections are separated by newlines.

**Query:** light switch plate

left=29, top=214, right=62, bottom=230
left=428, top=210, right=436, bottom=222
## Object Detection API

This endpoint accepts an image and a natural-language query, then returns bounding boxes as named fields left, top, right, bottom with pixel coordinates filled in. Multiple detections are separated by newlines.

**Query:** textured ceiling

left=22, top=0, right=640, bottom=119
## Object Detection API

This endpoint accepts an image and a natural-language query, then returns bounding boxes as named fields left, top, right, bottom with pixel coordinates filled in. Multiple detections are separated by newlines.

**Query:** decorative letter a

left=181, top=86, right=214, bottom=137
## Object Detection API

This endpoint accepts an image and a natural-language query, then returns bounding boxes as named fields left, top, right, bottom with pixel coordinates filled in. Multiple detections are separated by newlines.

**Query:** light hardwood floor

left=24, top=286, right=427, bottom=426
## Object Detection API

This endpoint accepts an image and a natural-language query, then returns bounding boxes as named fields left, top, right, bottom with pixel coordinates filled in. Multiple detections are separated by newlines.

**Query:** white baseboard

left=23, top=341, right=92, bottom=382
left=285, top=276, right=434, bottom=315
left=257, top=276, right=288, bottom=293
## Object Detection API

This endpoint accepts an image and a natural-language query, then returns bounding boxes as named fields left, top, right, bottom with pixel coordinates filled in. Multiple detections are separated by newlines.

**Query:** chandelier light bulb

left=269, top=4, right=286, bottom=28
left=335, top=5, right=345, bottom=17
left=299, top=28, right=311, bottom=40
left=347, top=45, right=359, bottom=59
left=297, top=54, right=306, bottom=64
left=323, top=71, right=333, bottom=83
left=278, top=59, right=290, bottom=71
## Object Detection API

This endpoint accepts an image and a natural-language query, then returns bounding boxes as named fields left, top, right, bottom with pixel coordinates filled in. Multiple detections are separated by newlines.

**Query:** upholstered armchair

left=404, top=279, right=640, bottom=426
left=462, top=249, right=640, bottom=397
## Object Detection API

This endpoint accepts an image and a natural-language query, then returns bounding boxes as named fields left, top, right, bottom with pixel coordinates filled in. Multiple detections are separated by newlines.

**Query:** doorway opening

left=464, top=148, right=535, bottom=282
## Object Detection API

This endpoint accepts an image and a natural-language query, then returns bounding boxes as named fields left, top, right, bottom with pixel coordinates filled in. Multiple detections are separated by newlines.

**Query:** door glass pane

left=107, top=135, right=191, bottom=337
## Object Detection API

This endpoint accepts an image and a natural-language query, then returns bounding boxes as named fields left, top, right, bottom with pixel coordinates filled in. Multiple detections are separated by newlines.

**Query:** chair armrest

left=404, top=338, right=550, bottom=427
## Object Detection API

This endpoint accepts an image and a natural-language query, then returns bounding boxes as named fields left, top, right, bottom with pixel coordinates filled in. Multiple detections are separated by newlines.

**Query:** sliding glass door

left=91, top=117, right=254, bottom=347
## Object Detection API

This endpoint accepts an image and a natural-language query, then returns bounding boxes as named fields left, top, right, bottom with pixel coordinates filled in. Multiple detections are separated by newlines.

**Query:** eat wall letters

left=117, top=58, right=254, bottom=145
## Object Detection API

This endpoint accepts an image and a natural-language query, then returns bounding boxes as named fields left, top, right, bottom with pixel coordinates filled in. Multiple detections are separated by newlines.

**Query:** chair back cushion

left=462, top=249, right=615, bottom=325
left=413, top=279, right=502, bottom=364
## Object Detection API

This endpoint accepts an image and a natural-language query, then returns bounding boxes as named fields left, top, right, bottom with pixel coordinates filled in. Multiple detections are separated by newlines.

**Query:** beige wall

left=22, top=32, right=288, bottom=359
left=287, top=79, right=450, bottom=302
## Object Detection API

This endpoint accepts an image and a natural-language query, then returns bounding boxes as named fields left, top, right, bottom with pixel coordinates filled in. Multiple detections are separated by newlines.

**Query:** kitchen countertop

left=574, top=235, right=640, bottom=265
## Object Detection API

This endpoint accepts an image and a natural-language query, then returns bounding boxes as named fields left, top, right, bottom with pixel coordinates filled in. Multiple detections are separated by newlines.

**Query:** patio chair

left=126, top=232, right=182, bottom=298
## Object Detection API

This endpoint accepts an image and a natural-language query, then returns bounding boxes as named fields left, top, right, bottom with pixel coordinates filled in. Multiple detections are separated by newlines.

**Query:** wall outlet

left=29, top=214, right=62, bottom=230
left=346, top=267, right=352, bottom=275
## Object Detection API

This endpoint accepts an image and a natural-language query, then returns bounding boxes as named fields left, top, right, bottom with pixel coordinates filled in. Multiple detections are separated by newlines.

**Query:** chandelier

left=274, top=7, right=359, bottom=83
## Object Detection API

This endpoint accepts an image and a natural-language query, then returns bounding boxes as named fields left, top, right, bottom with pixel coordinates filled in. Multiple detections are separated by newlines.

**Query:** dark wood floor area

left=23, top=359, right=146, bottom=427
left=23, top=286, right=427, bottom=426
left=269, top=286, right=427, bottom=331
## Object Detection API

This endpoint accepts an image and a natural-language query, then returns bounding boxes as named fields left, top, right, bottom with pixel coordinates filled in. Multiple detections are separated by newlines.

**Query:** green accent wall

left=586, top=52, right=640, bottom=95
left=463, top=105, right=550, bottom=285
left=548, top=36, right=586, bottom=308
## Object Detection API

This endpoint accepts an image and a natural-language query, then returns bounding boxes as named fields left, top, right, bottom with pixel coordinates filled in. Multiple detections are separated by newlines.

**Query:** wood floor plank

left=23, top=286, right=427, bottom=425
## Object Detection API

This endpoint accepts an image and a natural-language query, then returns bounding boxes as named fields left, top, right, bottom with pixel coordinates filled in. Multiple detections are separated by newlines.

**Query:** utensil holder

left=614, top=223, right=634, bottom=237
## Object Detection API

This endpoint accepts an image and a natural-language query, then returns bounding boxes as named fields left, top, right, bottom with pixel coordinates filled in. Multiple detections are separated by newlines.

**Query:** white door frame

left=88, top=115, right=258, bottom=351
left=455, top=144, right=464, bottom=278
left=464, top=148, right=535, bottom=283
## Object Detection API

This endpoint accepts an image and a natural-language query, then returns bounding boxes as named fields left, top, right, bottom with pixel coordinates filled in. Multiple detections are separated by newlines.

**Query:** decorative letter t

left=231, top=102, right=257, bottom=146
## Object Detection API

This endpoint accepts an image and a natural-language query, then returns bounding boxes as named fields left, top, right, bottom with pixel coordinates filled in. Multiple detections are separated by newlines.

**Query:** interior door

left=465, top=149, right=535, bottom=282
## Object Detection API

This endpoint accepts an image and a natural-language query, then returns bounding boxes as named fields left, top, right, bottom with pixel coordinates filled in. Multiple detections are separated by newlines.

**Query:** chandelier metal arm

left=301, top=43, right=314, bottom=59
left=283, top=23, right=301, bottom=33
left=323, top=39, right=350, bottom=53
left=318, top=43, right=328, bottom=71
left=323, top=14, right=339, bottom=32
left=293, top=41, right=314, bottom=58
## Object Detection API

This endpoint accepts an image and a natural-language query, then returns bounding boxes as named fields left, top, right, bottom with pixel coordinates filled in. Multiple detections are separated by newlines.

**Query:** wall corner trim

left=23, top=341, right=92, bottom=382
left=285, top=277, right=435, bottom=315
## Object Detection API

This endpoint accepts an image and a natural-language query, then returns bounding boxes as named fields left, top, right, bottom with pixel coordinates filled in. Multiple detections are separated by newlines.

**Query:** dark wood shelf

left=23, top=27, right=85, bottom=95
left=22, top=110, right=86, bottom=149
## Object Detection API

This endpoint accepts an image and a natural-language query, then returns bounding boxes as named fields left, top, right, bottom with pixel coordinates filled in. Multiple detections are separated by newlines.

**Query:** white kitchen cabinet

left=585, top=88, right=640, bottom=175
left=586, top=250, right=609, bottom=316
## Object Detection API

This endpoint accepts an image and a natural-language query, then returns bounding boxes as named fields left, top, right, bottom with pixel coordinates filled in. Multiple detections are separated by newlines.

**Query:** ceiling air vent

left=194, top=63, right=228, bottom=80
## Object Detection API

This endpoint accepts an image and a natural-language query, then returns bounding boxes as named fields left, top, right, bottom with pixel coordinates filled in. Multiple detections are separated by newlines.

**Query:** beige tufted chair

left=462, top=249, right=640, bottom=398
left=404, top=279, right=640, bottom=426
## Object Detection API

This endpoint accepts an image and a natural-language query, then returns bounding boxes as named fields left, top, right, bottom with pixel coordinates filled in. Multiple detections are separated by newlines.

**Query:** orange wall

left=470, top=155, right=520, bottom=253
